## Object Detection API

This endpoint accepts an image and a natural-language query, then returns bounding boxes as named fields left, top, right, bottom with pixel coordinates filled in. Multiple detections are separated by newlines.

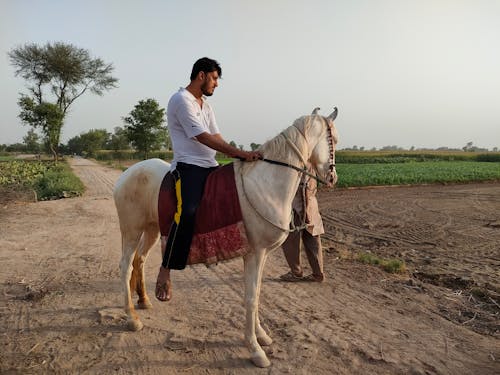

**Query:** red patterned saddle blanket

left=158, top=163, right=250, bottom=265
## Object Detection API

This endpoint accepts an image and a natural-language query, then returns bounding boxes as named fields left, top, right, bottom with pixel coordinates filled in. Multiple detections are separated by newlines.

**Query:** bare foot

left=155, top=266, right=172, bottom=301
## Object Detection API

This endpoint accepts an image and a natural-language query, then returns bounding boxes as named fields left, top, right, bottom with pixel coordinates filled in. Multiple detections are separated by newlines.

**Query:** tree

left=9, top=42, right=118, bottom=161
left=18, top=97, right=63, bottom=159
left=123, top=99, right=166, bottom=158
left=66, top=129, right=109, bottom=157
left=80, top=129, right=110, bottom=157
left=250, top=142, right=261, bottom=151
left=108, top=127, right=131, bottom=151
left=463, top=141, right=474, bottom=152
left=23, top=128, right=41, bottom=153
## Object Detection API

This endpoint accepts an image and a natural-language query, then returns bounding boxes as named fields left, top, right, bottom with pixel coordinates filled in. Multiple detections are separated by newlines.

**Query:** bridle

left=239, top=111, right=337, bottom=233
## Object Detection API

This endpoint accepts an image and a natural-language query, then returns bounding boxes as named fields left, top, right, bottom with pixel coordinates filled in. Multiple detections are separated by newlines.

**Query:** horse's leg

left=120, top=231, right=144, bottom=331
left=255, top=252, right=272, bottom=346
left=129, top=235, right=144, bottom=302
left=243, top=250, right=271, bottom=368
left=135, top=225, right=160, bottom=309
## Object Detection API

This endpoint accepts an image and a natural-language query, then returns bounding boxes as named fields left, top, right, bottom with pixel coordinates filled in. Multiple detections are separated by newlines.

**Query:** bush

left=33, top=163, right=85, bottom=200
left=476, top=153, right=500, bottom=162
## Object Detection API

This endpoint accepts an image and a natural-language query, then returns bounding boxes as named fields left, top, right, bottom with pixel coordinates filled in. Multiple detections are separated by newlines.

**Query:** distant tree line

left=341, top=142, right=497, bottom=152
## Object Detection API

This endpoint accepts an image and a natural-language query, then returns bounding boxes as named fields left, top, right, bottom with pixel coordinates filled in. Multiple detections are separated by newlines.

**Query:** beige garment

left=281, top=171, right=325, bottom=278
left=291, top=172, right=324, bottom=236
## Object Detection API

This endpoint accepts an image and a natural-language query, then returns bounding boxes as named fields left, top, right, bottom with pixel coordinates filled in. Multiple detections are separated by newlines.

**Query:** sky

left=1, top=0, right=499, bottom=150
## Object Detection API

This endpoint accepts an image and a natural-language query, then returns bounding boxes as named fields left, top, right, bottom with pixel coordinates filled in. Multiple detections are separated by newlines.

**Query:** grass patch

left=357, top=252, right=407, bottom=274
left=0, top=160, right=84, bottom=201
left=34, top=163, right=85, bottom=200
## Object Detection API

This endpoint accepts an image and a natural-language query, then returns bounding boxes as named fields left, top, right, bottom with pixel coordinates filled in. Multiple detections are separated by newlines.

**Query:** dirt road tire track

left=0, top=158, right=498, bottom=374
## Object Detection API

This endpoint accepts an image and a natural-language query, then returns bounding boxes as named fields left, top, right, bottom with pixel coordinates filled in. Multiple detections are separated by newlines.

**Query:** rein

left=261, top=157, right=330, bottom=186
left=259, top=117, right=336, bottom=186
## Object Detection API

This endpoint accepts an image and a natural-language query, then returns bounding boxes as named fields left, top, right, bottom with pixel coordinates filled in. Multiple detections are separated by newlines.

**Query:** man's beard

left=201, top=82, right=213, bottom=96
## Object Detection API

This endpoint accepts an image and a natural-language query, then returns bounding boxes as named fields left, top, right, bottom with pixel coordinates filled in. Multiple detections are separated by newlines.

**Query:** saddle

left=158, top=163, right=250, bottom=265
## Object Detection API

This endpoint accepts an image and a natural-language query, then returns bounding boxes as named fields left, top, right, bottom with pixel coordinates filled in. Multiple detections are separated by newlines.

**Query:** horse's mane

left=258, top=116, right=309, bottom=164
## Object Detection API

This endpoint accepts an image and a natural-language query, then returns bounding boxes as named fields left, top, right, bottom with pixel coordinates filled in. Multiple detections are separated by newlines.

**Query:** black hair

left=190, top=57, right=222, bottom=80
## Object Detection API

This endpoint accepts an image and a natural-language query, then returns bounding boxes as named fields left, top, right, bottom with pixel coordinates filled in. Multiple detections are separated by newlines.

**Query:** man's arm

left=195, top=132, right=262, bottom=161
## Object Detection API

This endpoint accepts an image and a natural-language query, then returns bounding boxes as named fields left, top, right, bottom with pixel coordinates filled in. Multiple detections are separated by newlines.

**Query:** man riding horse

left=155, top=57, right=262, bottom=302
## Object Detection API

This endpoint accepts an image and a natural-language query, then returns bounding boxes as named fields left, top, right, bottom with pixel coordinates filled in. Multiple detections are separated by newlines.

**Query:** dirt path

left=0, top=158, right=498, bottom=374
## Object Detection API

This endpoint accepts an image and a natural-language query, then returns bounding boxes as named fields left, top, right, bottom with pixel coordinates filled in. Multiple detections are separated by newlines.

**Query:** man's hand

left=195, top=132, right=263, bottom=162
left=238, top=150, right=263, bottom=162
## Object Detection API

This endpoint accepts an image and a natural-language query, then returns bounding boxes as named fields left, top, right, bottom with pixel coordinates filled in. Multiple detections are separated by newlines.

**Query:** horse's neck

left=235, top=130, right=309, bottom=231
left=235, top=160, right=300, bottom=242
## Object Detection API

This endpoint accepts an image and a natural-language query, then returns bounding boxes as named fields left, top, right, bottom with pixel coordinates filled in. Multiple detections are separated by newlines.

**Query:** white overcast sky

left=1, top=0, right=499, bottom=150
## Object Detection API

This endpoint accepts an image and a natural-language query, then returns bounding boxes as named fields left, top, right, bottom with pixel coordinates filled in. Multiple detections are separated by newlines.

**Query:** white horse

left=113, top=108, right=339, bottom=367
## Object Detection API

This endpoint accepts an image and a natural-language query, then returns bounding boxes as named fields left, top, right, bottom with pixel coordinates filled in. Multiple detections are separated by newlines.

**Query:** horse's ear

left=311, top=107, right=321, bottom=115
left=327, top=107, right=338, bottom=121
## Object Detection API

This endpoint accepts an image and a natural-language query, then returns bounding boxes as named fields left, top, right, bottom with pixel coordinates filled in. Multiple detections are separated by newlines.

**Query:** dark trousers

left=161, top=162, right=217, bottom=270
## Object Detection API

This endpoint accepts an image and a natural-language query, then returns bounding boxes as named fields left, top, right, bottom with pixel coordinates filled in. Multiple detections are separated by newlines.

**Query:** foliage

left=357, top=252, right=406, bottom=274
left=66, top=129, right=110, bottom=157
left=335, top=150, right=486, bottom=164
left=108, top=127, right=131, bottom=152
left=0, top=160, right=84, bottom=200
left=123, top=98, right=167, bottom=158
left=23, top=129, right=41, bottom=153
left=476, top=153, right=500, bottom=162
left=250, top=142, right=261, bottom=151
left=18, top=97, right=64, bottom=160
left=0, top=160, right=47, bottom=185
left=8, top=42, right=118, bottom=161
left=2, top=143, right=26, bottom=153
left=94, top=149, right=173, bottom=161
left=34, top=163, right=85, bottom=200
left=94, top=150, right=235, bottom=166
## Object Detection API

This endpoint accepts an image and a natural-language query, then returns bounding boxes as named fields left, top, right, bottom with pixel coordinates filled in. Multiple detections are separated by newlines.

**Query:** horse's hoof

left=257, top=334, right=273, bottom=346
left=137, top=299, right=153, bottom=309
left=251, top=352, right=271, bottom=368
left=127, top=318, right=144, bottom=331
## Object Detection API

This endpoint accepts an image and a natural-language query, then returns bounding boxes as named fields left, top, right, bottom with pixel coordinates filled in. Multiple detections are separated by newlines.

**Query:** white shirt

left=167, top=87, right=220, bottom=169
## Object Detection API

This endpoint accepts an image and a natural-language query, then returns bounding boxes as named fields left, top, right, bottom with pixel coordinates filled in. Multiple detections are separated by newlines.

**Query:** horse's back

left=114, top=158, right=171, bottom=231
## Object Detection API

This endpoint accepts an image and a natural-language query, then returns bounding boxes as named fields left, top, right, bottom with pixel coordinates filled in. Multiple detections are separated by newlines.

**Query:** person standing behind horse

left=279, top=169, right=325, bottom=282
left=156, top=57, right=262, bottom=302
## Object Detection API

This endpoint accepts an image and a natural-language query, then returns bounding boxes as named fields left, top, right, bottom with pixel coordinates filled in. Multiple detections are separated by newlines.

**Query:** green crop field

left=335, top=161, right=500, bottom=188
left=0, top=160, right=48, bottom=185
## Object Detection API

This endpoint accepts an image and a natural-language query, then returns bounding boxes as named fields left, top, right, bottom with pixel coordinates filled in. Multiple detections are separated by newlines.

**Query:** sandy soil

left=0, top=158, right=498, bottom=374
